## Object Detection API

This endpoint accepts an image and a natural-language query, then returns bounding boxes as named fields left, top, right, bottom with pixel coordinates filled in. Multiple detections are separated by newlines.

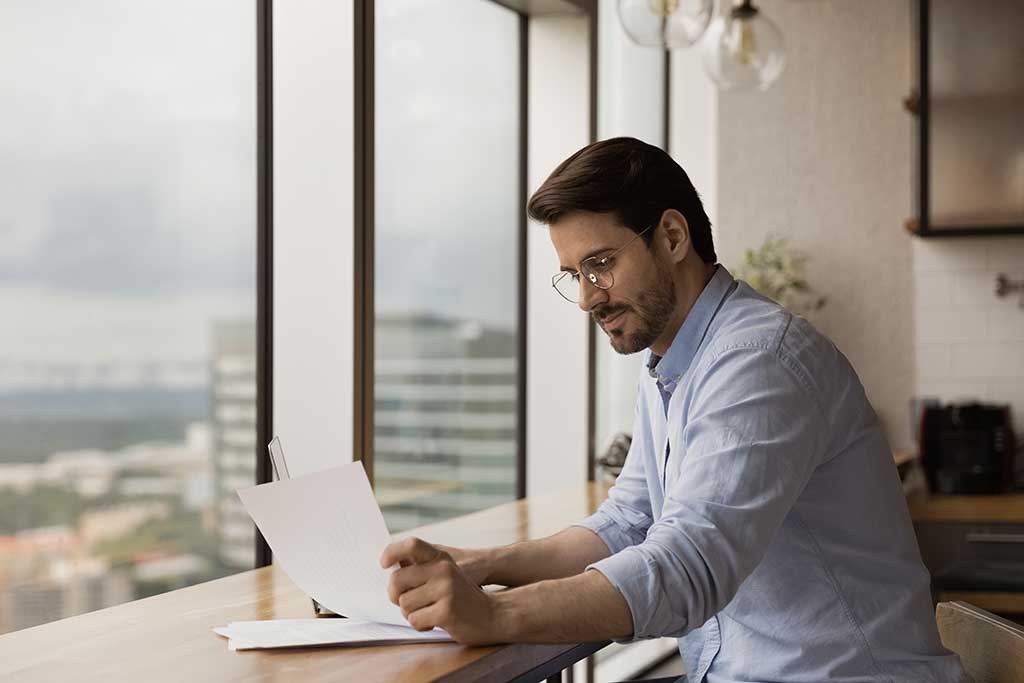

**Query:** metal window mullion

left=255, top=0, right=274, bottom=569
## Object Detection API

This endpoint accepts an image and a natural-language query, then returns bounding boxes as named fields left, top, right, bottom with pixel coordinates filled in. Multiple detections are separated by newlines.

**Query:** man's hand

left=380, top=537, right=506, bottom=645
left=378, top=528, right=630, bottom=645
left=432, top=544, right=491, bottom=587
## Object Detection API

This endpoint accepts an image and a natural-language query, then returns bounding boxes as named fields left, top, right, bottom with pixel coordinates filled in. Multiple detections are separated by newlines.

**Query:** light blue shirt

left=577, top=265, right=968, bottom=683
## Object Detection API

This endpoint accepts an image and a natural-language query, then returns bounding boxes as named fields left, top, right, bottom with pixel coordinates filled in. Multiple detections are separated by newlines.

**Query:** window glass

left=0, top=1, right=257, bottom=633
left=374, top=0, right=521, bottom=531
left=593, top=1, right=680, bottom=678
left=593, top=0, right=666, bottom=473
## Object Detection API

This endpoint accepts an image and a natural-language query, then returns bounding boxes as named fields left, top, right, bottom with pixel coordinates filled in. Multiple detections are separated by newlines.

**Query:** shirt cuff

left=586, top=546, right=685, bottom=642
left=573, top=509, right=645, bottom=556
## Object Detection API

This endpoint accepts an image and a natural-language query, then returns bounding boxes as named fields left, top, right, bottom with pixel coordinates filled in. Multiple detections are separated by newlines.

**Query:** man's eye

left=590, top=256, right=614, bottom=273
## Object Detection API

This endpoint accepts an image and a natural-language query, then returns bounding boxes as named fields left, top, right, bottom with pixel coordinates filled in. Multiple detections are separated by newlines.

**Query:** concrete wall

left=526, top=14, right=593, bottom=495
left=691, top=0, right=919, bottom=449
left=273, top=0, right=355, bottom=476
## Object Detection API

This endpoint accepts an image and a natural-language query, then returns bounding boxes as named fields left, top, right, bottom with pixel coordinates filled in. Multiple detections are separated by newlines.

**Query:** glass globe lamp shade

left=617, top=0, right=714, bottom=49
left=702, top=1, right=785, bottom=91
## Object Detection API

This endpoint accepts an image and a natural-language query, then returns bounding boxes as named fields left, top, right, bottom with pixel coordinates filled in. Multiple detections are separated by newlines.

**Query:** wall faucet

left=995, top=273, right=1024, bottom=308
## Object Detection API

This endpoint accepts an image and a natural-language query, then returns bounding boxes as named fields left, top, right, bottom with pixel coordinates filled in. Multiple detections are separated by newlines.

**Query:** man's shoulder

left=705, top=282, right=798, bottom=356
left=701, top=282, right=842, bottom=388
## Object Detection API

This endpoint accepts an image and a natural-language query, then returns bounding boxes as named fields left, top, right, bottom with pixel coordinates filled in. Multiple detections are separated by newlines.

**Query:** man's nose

left=577, top=276, right=608, bottom=313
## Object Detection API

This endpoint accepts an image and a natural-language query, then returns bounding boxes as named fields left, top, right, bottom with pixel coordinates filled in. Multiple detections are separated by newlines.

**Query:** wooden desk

left=0, top=483, right=612, bottom=683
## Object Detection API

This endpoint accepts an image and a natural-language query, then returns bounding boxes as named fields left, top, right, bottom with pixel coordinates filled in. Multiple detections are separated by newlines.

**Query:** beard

left=592, top=273, right=677, bottom=355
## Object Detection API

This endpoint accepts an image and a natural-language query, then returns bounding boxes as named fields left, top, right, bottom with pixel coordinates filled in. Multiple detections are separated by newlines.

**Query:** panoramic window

left=593, top=0, right=667, bottom=471
left=373, top=0, right=522, bottom=531
left=592, top=0, right=677, bottom=677
left=0, top=1, right=257, bottom=633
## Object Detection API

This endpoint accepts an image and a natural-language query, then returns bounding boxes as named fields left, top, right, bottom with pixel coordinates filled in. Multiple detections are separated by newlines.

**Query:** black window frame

left=257, top=0, right=599, bottom=565
left=255, top=0, right=274, bottom=567
left=356, top=0, right=529, bottom=508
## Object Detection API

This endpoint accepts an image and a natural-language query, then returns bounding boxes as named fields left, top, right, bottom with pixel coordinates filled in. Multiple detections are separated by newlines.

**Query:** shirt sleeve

left=574, top=384, right=654, bottom=555
left=586, top=344, right=826, bottom=640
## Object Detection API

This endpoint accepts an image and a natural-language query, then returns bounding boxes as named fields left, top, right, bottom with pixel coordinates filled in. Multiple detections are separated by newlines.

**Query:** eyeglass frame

left=550, top=222, right=655, bottom=304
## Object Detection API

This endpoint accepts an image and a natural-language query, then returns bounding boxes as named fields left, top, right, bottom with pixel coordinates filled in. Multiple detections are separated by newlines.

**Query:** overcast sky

left=374, top=0, right=519, bottom=328
left=0, top=1, right=255, bottom=375
left=0, top=0, right=520, bottom=385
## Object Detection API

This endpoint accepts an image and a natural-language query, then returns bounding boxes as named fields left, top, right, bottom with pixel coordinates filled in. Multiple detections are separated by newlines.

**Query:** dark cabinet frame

left=911, top=0, right=1024, bottom=239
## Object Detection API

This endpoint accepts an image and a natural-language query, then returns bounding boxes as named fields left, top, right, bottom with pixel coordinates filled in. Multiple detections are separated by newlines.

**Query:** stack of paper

left=214, top=619, right=453, bottom=651
left=213, top=462, right=452, bottom=650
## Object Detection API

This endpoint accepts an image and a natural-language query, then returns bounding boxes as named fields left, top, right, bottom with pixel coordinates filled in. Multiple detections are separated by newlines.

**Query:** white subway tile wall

left=913, top=237, right=1024, bottom=436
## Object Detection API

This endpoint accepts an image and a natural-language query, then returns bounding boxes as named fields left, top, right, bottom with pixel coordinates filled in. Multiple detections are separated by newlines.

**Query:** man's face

left=549, top=211, right=677, bottom=355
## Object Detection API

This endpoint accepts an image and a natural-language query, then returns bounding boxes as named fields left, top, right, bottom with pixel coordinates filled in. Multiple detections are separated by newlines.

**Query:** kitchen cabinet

left=910, top=493, right=1024, bottom=616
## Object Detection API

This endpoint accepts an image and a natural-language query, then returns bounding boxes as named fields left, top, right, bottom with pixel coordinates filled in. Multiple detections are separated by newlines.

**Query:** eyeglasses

left=550, top=224, right=653, bottom=304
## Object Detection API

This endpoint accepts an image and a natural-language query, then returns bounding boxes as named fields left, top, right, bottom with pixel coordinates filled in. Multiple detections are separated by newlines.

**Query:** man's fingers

left=406, top=600, right=448, bottom=633
left=386, top=563, right=431, bottom=605
left=380, top=537, right=444, bottom=568
left=396, top=582, right=438, bottom=618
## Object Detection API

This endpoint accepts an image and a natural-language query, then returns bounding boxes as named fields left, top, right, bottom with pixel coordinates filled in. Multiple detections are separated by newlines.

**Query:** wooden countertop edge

left=908, top=493, right=1024, bottom=523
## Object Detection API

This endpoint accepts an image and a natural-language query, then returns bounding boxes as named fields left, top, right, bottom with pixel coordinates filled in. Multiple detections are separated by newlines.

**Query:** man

left=380, top=137, right=968, bottom=682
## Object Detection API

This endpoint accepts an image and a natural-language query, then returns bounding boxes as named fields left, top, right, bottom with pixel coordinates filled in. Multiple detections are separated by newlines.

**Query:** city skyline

left=0, top=0, right=525, bottom=636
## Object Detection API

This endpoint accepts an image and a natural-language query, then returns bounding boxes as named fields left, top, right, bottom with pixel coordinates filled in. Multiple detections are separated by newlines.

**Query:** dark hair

left=526, top=137, right=716, bottom=264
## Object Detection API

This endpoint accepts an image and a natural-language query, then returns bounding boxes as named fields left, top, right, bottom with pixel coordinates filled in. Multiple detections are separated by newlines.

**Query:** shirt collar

left=647, top=264, right=735, bottom=389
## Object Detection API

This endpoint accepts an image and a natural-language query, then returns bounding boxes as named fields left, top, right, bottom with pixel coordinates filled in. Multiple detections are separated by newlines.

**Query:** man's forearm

left=471, top=526, right=612, bottom=587
left=491, top=567, right=634, bottom=643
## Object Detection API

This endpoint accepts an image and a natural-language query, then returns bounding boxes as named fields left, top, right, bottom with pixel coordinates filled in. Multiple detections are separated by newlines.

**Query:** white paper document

left=214, top=619, right=453, bottom=651
left=235, top=462, right=410, bottom=627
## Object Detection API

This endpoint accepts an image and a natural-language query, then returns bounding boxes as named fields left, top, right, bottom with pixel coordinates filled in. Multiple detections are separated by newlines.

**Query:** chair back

left=936, top=601, right=1024, bottom=682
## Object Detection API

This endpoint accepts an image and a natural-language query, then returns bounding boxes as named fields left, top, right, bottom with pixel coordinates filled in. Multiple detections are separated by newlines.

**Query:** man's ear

left=658, top=209, right=692, bottom=265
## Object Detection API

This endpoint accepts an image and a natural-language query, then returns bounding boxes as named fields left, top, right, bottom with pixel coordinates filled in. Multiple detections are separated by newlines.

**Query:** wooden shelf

left=929, top=91, right=1024, bottom=107
left=904, top=218, right=1024, bottom=238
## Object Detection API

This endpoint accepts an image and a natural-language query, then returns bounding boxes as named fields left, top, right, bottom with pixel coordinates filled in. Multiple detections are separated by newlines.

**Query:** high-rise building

left=209, top=320, right=257, bottom=569
left=1, top=583, right=62, bottom=633
left=374, top=314, right=518, bottom=532
left=209, top=314, right=516, bottom=544
left=0, top=535, right=132, bottom=634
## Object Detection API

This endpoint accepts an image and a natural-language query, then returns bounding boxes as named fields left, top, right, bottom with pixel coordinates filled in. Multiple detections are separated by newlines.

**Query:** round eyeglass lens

left=553, top=272, right=580, bottom=303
